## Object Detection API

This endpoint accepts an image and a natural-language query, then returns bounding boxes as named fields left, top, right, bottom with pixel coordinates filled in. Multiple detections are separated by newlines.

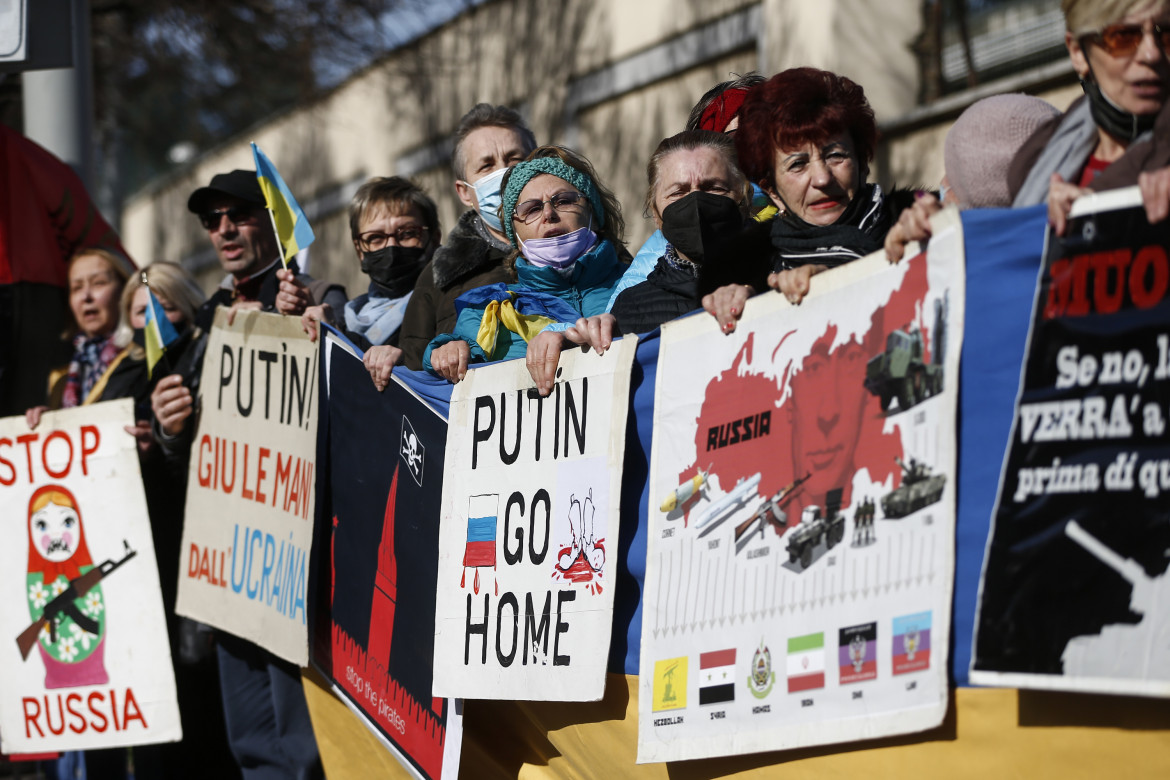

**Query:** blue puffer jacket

left=423, top=239, right=625, bottom=374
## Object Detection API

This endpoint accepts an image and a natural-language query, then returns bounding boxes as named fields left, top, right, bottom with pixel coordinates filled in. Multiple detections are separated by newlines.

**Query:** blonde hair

left=64, top=248, right=132, bottom=340
left=1063, top=0, right=1166, bottom=34
left=30, top=490, right=75, bottom=514
left=116, top=261, right=206, bottom=351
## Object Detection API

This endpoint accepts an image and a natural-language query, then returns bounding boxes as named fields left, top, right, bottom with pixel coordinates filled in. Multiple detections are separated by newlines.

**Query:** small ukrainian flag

left=143, top=284, right=180, bottom=379
left=251, top=142, right=316, bottom=264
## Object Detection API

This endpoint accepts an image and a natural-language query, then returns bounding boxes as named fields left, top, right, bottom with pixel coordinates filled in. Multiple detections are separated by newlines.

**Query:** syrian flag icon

left=699, top=648, right=736, bottom=705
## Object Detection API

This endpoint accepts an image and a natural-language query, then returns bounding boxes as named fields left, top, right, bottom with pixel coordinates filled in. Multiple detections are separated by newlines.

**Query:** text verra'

left=1018, top=395, right=1132, bottom=444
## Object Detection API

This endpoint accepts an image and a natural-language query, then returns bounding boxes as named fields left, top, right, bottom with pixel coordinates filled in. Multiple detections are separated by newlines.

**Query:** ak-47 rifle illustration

left=17, top=541, right=137, bottom=661
left=733, top=473, right=812, bottom=554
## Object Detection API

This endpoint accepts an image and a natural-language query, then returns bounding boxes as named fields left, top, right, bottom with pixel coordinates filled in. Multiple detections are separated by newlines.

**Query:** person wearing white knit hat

left=884, top=93, right=1060, bottom=262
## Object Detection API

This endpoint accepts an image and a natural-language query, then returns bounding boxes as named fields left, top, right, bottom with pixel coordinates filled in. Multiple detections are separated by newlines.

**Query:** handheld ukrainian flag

left=143, top=282, right=181, bottom=379
left=251, top=142, right=315, bottom=266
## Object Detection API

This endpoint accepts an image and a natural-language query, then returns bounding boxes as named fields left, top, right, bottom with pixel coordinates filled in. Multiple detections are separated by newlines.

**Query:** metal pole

left=21, top=0, right=94, bottom=189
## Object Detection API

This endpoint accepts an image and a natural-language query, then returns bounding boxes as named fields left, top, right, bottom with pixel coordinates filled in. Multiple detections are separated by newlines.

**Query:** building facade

left=121, top=0, right=1076, bottom=294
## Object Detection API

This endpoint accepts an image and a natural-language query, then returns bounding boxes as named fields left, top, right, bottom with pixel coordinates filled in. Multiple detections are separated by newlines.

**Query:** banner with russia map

left=638, top=212, right=965, bottom=762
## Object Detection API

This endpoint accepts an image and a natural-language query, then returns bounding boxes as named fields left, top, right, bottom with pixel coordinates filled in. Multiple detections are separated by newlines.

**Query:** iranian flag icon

left=787, top=632, right=825, bottom=693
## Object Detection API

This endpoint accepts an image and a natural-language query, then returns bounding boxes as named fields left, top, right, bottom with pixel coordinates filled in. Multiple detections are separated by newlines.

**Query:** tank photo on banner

left=308, top=330, right=463, bottom=780
left=0, top=401, right=181, bottom=754
left=972, top=187, right=1170, bottom=696
left=432, top=337, right=639, bottom=701
left=174, top=309, right=319, bottom=666
left=638, top=212, right=965, bottom=763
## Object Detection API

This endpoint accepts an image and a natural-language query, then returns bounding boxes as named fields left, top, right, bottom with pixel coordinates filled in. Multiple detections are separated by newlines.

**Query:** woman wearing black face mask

left=608, top=131, right=752, bottom=335
left=302, top=176, right=440, bottom=390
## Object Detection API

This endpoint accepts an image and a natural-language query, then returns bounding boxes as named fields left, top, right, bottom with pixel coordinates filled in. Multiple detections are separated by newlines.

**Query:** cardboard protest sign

left=971, top=189, right=1170, bottom=696
left=0, top=401, right=181, bottom=753
left=638, top=215, right=964, bottom=762
left=308, top=332, right=462, bottom=779
left=175, top=309, right=317, bottom=665
left=432, top=338, right=639, bottom=701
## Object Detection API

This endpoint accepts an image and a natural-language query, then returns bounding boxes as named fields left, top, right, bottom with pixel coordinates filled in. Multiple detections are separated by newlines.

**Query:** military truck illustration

left=786, top=488, right=845, bottom=570
left=881, top=457, right=946, bottom=518
left=864, top=326, right=943, bottom=412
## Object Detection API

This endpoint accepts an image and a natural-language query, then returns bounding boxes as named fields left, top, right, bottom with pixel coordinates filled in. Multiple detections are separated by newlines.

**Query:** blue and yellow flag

left=144, top=285, right=180, bottom=379
left=251, top=142, right=316, bottom=264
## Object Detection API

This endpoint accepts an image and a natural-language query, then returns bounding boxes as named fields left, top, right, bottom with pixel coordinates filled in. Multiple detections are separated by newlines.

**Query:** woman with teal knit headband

left=424, top=146, right=627, bottom=394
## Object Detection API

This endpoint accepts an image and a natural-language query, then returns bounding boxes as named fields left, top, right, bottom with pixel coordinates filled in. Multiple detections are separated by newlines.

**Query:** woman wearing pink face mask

left=424, top=146, right=627, bottom=393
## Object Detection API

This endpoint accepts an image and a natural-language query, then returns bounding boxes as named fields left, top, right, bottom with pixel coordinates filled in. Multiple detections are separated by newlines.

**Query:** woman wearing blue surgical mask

left=424, top=146, right=627, bottom=394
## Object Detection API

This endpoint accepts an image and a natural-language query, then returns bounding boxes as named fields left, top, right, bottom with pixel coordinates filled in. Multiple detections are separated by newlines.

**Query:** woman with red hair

left=704, top=68, right=918, bottom=325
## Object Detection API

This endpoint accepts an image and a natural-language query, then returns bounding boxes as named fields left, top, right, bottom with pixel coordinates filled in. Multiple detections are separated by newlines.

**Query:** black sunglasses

left=200, top=206, right=260, bottom=231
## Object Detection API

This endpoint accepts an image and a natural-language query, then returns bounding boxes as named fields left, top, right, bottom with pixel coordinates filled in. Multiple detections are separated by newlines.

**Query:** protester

left=398, top=104, right=538, bottom=370
left=424, top=146, right=627, bottom=395
left=608, top=73, right=769, bottom=311
left=685, top=72, right=767, bottom=134
left=702, top=67, right=917, bottom=328
left=21, top=248, right=151, bottom=780
left=111, top=263, right=238, bottom=779
left=608, top=130, right=751, bottom=334
left=1011, top=0, right=1170, bottom=233
left=884, top=94, right=1061, bottom=262
left=186, top=169, right=345, bottom=331
left=25, top=248, right=135, bottom=428
left=147, top=169, right=334, bottom=780
left=302, top=176, right=440, bottom=390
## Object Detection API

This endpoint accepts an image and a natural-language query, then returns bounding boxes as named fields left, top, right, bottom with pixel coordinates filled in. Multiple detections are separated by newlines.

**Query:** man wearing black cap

left=187, top=169, right=345, bottom=331
left=150, top=169, right=338, bottom=780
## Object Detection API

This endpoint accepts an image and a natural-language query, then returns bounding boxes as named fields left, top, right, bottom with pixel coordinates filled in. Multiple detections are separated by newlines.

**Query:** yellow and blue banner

left=144, top=286, right=180, bottom=379
left=251, top=142, right=315, bottom=264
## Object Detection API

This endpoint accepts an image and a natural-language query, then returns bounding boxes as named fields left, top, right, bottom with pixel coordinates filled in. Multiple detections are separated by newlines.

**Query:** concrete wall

left=120, top=0, right=1076, bottom=296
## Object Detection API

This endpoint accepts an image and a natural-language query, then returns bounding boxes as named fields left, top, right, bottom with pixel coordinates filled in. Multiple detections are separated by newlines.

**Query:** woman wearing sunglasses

left=424, top=146, right=626, bottom=393
left=1011, top=0, right=1170, bottom=229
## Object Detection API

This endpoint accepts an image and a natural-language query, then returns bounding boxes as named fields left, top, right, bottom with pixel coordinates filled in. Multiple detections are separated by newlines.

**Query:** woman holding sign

left=424, top=146, right=628, bottom=395
left=1016, top=0, right=1170, bottom=231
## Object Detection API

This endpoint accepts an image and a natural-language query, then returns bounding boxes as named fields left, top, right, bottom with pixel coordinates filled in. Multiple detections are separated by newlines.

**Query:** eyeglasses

left=357, top=225, right=430, bottom=251
left=200, top=206, right=260, bottom=231
left=513, top=191, right=586, bottom=224
left=1083, top=20, right=1170, bottom=57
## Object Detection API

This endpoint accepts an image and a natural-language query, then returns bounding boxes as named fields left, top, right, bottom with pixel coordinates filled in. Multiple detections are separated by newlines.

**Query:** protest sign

left=175, top=308, right=317, bottom=665
left=0, top=401, right=181, bottom=753
left=637, top=214, right=964, bottom=762
left=308, top=332, right=462, bottom=779
left=971, top=188, right=1170, bottom=696
left=432, top=338, right=639, bottom=701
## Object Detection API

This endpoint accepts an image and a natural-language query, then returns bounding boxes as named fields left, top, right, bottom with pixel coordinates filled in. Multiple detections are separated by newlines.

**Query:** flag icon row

left=652, top=611, right=932, bottom=711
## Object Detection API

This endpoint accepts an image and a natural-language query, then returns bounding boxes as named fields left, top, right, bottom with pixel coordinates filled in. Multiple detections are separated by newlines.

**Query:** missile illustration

left=694, top=472, right=762, bottom=532
left=660, top=466, right=710, bottom=513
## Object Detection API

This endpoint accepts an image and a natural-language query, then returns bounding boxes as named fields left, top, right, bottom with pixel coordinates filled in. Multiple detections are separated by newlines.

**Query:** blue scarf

left=343, top=285, right=412, bottom=347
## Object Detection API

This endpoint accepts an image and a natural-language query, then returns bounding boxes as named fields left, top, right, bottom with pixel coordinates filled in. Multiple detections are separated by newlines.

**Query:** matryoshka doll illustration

left=26, top=485, right=109, bottom=688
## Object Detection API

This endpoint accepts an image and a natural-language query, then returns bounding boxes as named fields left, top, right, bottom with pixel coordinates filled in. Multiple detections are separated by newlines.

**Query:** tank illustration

left=786, top=488, right=845, bottom=570
left=1061, top=520, right=1170, bottom=680
left=881, top=457, right=946, bottom=519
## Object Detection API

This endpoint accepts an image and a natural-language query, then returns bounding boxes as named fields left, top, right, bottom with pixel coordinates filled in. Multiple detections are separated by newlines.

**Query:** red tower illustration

left=368, top=464, right=399, bottom=664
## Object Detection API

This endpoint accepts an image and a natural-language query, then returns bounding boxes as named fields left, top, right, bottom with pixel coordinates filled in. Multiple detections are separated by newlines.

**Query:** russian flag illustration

left=462, top=494, right=498, bottom=594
